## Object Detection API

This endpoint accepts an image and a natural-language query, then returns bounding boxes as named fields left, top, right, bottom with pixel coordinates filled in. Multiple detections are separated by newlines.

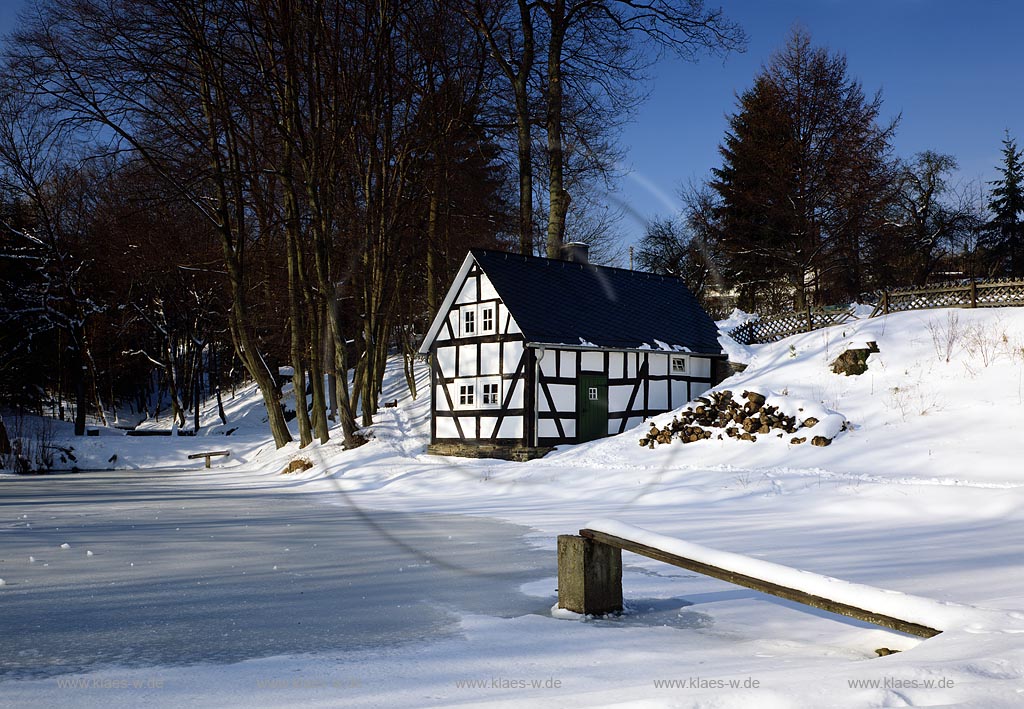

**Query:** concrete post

left=557, top=534, right=623, bottom=615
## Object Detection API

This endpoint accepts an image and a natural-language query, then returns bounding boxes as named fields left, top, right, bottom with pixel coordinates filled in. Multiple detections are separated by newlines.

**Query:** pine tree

left=711, top=28, right=896, bottom=312
left=983, top=132, right=1024, bottom=276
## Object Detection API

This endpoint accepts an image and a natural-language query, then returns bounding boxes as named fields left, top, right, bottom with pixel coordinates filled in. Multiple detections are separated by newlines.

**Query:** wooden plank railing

left=558, top=526, right=942, bottom=639
left=187, top=450, right=230, bottom=468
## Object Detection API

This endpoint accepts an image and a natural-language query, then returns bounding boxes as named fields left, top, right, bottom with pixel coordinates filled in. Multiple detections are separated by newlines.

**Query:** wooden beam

left=579, top=528, right=941, bottom=639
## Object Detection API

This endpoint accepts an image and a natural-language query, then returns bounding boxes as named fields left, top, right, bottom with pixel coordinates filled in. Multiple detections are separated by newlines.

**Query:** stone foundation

left=427, top=442, right=554, bottom=462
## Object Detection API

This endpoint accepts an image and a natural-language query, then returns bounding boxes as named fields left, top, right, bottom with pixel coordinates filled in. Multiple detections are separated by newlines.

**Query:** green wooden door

left=577, top=373, right=608, bottom=442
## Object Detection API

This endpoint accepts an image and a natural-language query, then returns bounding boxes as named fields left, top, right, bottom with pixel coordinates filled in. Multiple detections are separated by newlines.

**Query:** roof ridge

left=470, top=247, right=683, bottom=283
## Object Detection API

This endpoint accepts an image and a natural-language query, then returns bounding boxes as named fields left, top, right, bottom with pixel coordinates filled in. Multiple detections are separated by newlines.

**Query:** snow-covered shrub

left=0, top=415, right=55, bottom=474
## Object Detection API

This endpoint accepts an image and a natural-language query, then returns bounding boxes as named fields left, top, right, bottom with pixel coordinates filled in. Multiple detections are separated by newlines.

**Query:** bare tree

left=462, top=0, right=539, bottom=255
left=0, top=83, right=108, bottom=435
left=885, top=151, right=976, bottom=285
left=6, top=0, right=299, bottom=445
left=538, top=0, right=745, bottom=257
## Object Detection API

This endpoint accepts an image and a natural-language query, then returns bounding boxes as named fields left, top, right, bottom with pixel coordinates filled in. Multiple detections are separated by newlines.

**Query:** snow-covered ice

left=3, top=307, right=1024, bottom=707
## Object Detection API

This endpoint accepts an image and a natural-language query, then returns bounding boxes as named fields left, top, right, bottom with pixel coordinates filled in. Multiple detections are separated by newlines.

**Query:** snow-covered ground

left=4, top=307, right=1024, bottom=707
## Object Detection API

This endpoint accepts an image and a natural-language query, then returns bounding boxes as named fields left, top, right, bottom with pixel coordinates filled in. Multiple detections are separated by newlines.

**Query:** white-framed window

left=671, top=356, right=687, bottom=374
left=481, top=306, right=495, bottom=333
left=463, top=308, right=476, bottom=336
left=459, top=383, right=475, bottom=406
left=481, top=380, right=501, bottom=406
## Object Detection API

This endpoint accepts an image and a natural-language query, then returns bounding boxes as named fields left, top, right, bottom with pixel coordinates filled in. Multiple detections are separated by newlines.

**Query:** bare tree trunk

left=71, top=324, right=87, bottom=436
left=545, top=1, right=570, bottom=258
left=516, top=97, right=534, bottom=255
left=328, top=299, right=360, bottom=446
left=466, top=0, right=535, bottom=254
left=286, top=219, right=313, bottom=448
left=193, top=342, right=202, bottom=432
left=324, top=306, right=338, bottom=422
left=426, top=166, right=441, bottom=316
left=81, top=324, right=109, bottom=427
left=400, top=325, right=418, bottom=400
left=211, top=342, right=227, bottom=425
left=307, top=306, right=329, bottom=444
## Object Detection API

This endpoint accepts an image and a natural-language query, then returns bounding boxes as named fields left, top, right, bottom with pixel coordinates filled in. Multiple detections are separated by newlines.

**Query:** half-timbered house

left=419, top=245, right=727, bottom=459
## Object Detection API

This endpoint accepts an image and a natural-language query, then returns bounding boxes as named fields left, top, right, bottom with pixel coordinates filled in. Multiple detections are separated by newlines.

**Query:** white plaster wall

left=497, top=416, right=524, bottom=439
left=539, top=351, right=558, bottom=377
left=434, top=384, right=451, bottom=411
left=479, top=417, right=498, bottom=438
left=505, top=380, right=524, bottom=409
left=561, top=418, right=576, bottom=438
left=649, top=379, right=669, bottom=410
left=671, top=380, right=688, bottom=408
left=623, top=416, right=643, bottom=433
left=457, top=416, right=475, bottom=437
left=436, top=417, right=459, bottom=438
left=480, top=272, right=499, bottom=301
left=627, top=353, right=638, bottom=378
left=503, top=342, right=524, bottom=376
left=580, top=351, right=603, bottom=372
left=437, top=346, right=456, bottom=377
left=538, top=419, right=560, bottom=439
left=691, top=380, right=711, bottom=398
left=455, top=278, right=477, bottom=304
left=608, top=384, right=634, bottom=412
left=503, top=305, right=522, bottom=334
left=480, top=343, right=501, bottom=376
left=458, top=347, right=478, bottom=377
left=648, top=353, right=668, bottom=376
left=547, top=383, right=575, bottom=412
left=690, top=357, right=712, bottom=379
left=608, top=352, right=625, bottom=379
left=560, top=350, right=577, bottom=376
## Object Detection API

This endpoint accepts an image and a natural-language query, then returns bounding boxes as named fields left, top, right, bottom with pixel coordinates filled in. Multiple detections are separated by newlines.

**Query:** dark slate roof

left=471, top=249, right=723, bottom=355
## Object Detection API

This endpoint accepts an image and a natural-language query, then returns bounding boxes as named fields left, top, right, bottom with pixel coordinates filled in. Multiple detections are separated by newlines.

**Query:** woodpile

left=639, top=390, right=836, bottom=449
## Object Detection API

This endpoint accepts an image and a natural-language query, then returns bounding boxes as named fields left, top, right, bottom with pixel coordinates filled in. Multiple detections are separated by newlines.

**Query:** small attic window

left=463, top=309, right=475, bottom=335
left=481, top=306, right=494, bottom=333
left=671, top=356, right=687, bottom=374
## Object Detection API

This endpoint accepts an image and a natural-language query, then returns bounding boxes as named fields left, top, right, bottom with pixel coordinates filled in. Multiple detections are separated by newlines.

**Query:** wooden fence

left=727, top=308, right=855, bottom=346
left=727, top=278, right=1024, bottom=346
left=870, top=278, right=1024, bottom=316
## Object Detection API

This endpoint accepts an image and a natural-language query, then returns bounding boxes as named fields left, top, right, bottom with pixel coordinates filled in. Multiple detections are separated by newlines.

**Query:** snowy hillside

left=4, top=307, right=1024, bottom=708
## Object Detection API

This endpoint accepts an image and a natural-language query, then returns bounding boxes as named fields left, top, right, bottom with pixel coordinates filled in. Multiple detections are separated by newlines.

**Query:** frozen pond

left=0, top=469, right=552, bottom=680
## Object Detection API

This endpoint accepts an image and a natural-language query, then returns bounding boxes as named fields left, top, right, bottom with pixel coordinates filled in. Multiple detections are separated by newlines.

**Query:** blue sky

left=1, top=0, right=1020, bottom=250
left=608, top=0, right=1024, bottom=244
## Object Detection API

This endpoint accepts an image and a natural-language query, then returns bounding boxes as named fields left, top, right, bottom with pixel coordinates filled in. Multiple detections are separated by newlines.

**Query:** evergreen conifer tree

left=983, top=132, right=1024, bottom=276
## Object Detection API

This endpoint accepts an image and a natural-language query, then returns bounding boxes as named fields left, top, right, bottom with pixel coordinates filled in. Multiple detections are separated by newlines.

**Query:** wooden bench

left=187, top=450, right=230, bottom=469
left=558, top=525, right=941, bottom=639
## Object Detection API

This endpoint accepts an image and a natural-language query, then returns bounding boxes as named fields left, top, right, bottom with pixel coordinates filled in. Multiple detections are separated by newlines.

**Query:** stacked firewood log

left=639, top=390, right=835, bottom=448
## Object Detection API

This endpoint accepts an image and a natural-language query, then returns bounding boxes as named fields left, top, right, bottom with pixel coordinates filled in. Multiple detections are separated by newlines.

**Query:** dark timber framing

left=420, top=250, right=726, bottom=459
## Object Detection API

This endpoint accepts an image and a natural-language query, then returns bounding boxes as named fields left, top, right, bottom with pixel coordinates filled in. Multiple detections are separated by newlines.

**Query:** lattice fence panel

left=876, top=279, right=1024, bottom=315
left=728, top=309, right=854, bottom=346
left=726, top=280, right=1024, bottom=346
